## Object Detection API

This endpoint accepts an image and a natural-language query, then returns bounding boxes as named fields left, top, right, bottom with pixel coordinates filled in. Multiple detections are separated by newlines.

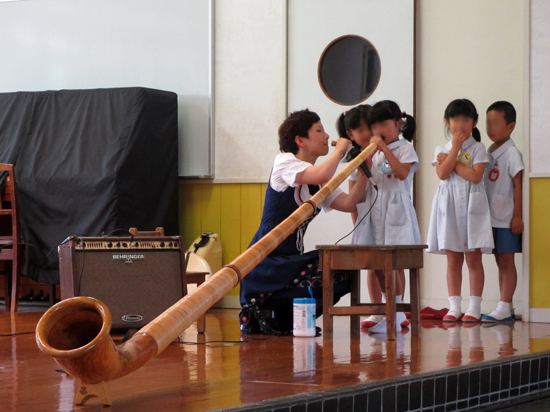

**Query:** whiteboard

left=0, top=0, right=213, bottom=177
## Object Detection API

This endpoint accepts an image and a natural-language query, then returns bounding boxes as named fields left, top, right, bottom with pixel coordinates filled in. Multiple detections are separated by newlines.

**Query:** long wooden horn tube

left=35, top=142, right=378, bottom=388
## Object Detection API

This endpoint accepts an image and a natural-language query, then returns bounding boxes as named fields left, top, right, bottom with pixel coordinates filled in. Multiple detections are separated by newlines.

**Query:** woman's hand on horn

left=334, top=137, right=352, bottom=157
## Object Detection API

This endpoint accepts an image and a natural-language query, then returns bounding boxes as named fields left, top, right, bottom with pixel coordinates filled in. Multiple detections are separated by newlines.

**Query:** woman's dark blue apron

left=239, top=178, right=350, bottom=333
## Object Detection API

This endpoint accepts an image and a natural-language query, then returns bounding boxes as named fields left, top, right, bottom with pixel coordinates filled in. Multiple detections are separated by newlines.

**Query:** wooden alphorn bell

left=35, top=142, right=378, bottom=406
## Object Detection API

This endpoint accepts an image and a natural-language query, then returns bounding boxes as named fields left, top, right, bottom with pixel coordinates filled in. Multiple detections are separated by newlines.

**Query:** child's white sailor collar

left=444, top=135, right=477, bottom=151
left=488, top=139, right=515, bottom=161
left=387, top=138, right=408, bottom=151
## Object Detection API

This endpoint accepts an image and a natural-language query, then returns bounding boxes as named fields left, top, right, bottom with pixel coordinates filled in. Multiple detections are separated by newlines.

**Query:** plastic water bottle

left=293, top=297, right=316, bottom=337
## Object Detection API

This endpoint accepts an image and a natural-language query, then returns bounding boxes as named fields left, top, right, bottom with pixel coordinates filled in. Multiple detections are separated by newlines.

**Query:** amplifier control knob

left=122, top=242, right=128, bottom=248
left=160, top=242, right=165, bottom=248
left=107, top=242, right=112, bottom=248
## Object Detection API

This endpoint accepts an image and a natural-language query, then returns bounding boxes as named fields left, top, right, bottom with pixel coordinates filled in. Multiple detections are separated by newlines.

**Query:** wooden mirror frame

left=317, top=34, right=382, bottom=106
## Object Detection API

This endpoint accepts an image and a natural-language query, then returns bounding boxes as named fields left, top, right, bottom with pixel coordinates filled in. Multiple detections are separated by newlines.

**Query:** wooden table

left=316, top=244, right=427, bottom=341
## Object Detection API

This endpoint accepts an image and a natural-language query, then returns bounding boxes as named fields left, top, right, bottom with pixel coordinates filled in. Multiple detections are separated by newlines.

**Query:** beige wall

left=416, top=0, right=527, bottom=313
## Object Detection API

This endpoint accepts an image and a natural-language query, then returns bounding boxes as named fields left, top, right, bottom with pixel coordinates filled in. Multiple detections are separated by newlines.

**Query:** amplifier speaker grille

left=59, top=236, right=186, bottom=329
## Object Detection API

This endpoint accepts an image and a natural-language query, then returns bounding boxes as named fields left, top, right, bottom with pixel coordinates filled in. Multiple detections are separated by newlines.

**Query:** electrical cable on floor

left=174, top=336, right=273, bottom=347
left=0, top=331, right=34, bottom=337
left=0, top=331, right=274, bottom=346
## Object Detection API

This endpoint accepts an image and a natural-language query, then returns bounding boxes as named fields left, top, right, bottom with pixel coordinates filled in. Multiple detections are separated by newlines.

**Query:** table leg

left=322, top=250, right=334, bottom=339
left=350, top=269, right=360, bottom=337
left=409, top=268, right=420, bottom=336
left=385, top=253, right=396, bottom=341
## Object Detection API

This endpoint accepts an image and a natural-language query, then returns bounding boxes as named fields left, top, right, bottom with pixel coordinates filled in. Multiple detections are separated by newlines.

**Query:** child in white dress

left=337, top=105, right=409, bottom=330
left=427, top=99, right=494, bottom=322
left=350, top=100, right=421, bottom=333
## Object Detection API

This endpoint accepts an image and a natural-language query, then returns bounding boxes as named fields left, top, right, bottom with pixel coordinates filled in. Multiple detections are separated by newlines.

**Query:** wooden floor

left=2, top=304, right=550, bottom=412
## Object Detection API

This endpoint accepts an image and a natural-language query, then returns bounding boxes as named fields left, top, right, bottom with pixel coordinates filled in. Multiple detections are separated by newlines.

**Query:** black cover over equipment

left=0, top=87, right=179, bottom=284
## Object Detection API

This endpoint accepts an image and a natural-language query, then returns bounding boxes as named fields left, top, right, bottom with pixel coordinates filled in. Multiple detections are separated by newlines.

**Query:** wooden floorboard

left=1, top=304, right=550, bottom=411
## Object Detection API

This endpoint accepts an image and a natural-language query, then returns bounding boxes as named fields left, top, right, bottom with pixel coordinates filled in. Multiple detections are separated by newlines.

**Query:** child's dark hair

left=444, top=99, right=481, bottom=142
left=487, top=101, right=517, bottom=124
left=367, top=100, right=416, bottom=141
left=278, top=109, right=320, bottom=154
left=336, top=104, right=372, bottom=162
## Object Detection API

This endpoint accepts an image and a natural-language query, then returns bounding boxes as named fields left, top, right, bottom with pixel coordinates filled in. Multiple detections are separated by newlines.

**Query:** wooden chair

left=0, top=164, right=57, bottom=312
left=0, top=164, right=24, bottom=312
left=128, top=227, right=210, bottom=333
left=0, top=261, right=7, bottom=308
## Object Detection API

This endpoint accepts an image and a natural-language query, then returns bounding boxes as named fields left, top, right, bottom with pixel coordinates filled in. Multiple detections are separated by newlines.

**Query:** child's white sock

left=446, top=296, right=462, bottom=320
left=370, top=294, right=406, bottom=333
left=464, top=296, right=482, bottom=320
left=497, top=301, right=512, bottom=315
left=396, top=295, right=407, bottom=325
left=483, top=300, right=513, bottom=322
left=368, top=317, right=402, bottom=334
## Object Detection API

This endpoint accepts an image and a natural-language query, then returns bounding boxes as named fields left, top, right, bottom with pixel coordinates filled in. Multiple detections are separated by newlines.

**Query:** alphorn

left=35, top=142, right=377, bottom=406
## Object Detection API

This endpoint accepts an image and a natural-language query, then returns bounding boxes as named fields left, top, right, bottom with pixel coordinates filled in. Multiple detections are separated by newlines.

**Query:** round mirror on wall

left=318, top=35, right=381, bottom=106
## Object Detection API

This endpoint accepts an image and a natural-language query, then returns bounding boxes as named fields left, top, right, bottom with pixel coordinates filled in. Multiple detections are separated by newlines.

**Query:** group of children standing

left=339, top=99, right=523, bottom=331
left=239, top=98, right=523, bottom=335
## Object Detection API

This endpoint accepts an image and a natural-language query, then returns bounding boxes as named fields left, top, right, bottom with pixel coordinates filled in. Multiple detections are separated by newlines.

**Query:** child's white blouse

left=484, top=139, right=524, bottom=228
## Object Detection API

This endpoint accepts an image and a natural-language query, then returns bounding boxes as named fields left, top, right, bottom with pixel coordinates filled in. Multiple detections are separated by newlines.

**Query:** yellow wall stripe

left=180, top=182, right=267, bottom=298
left=529, top=178, right=550, bottom=308
left=184, top=179, right=547, bottom=308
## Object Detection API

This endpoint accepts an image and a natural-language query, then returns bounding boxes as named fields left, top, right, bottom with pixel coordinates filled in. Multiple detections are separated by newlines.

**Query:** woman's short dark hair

left=278, top=109, right=320, bottom=154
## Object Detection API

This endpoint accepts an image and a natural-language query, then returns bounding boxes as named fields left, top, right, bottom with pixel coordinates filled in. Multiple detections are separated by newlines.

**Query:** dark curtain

left=0, top=87, right=179, bottom=283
